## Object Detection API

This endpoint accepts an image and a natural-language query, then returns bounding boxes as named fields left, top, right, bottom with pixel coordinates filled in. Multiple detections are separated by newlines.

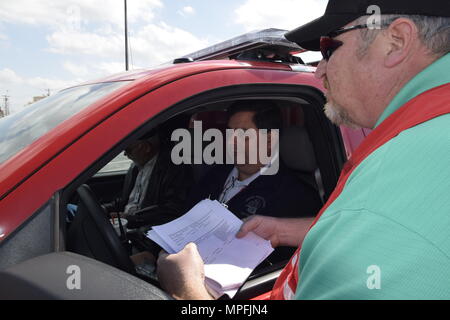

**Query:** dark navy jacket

left=187, top=164, right=322, bottom=219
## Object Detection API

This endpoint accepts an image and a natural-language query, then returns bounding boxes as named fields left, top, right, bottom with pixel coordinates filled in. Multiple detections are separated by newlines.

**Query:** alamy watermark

left=66, top=265, right=81, bottom=290
left=366, top=5, right=382, bottom=30
left=366, top=265, right=381, bottom=290
left=170, top=121, right=280, bottom=175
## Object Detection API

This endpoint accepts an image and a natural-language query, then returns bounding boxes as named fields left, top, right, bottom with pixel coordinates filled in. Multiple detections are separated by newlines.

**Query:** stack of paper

left=146, top=199, right=274, bottom=298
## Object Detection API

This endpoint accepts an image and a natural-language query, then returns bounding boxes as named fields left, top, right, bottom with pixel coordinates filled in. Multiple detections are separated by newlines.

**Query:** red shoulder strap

left=270, top=83, right=450, bottom=300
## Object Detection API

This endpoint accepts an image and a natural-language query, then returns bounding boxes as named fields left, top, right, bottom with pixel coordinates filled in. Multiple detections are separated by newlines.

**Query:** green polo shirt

left=295, top=53, right=450, bottom=300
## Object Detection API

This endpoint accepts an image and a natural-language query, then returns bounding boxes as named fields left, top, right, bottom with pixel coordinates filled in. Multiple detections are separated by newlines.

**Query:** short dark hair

left=227, top=100, right=282, bottom=131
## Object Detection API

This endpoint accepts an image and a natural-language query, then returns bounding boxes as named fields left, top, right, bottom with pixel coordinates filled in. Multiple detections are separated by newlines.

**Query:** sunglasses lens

left=320, top=38, right=330, bottom=60
left=320, top=37, right=343, bottom=60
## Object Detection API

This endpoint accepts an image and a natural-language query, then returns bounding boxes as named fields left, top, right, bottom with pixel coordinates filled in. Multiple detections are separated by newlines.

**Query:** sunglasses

left=320, top=24, right=370, bottom=61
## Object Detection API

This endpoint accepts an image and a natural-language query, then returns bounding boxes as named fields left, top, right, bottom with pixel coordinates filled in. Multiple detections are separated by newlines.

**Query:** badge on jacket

left=244, top=196, right=266, bottom=215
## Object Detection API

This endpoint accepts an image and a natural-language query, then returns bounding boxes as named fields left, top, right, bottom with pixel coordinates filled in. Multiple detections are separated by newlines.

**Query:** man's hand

left=157, top=243, right=214, bottom=300
left=236, top=216, right=283, bottom=248
left=236, top=215, right=315, bottom=248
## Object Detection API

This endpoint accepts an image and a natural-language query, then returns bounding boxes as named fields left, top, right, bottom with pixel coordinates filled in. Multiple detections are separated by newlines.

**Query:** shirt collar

left=375, top=53, right=450, bottom=128
left=229, top=166, right=261, bottom=187
left=259, top=151, right=279, bottom=176
left=230, top=151, right=279, bottom=186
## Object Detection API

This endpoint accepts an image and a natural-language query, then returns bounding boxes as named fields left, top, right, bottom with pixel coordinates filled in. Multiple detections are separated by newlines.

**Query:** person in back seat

left=104, top=133, right=193, bottom=229
left=186, top=100, right=322, bottom=219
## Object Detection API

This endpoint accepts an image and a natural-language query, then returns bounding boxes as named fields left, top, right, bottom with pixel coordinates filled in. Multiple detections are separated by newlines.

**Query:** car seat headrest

left=280, top=126, right=317, bottom=172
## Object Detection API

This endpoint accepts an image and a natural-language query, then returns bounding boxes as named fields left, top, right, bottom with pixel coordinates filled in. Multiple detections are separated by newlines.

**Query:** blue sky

left=0, top=0, right=326, bottom=113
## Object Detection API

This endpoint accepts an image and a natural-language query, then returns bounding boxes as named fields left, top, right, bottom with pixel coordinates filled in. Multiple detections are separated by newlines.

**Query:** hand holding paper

left=157, top=243, right=213, bottom=300
left=148, top=199, right=274, bottom=298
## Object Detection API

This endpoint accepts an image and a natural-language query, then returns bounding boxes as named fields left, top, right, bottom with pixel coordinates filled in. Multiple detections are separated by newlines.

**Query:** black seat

left=280, top=126, right=325, bottom=203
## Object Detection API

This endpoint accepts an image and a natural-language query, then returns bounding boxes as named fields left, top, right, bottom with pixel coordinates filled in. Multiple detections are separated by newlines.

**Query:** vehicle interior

left=59, top=90, right=346, bottom=299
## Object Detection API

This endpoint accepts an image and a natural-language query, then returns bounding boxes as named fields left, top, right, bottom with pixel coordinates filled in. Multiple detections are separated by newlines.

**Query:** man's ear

left=384, top=18, right=417, bottom=68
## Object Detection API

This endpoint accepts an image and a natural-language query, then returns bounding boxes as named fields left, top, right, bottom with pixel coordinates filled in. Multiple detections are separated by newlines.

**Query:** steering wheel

left=75, top=184, right=136, bottom=274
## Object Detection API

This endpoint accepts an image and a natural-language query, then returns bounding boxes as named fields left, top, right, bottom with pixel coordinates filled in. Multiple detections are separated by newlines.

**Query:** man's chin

left=235, top=163, right=262, bottom=174
left=324, top=102, right=361, bottom=129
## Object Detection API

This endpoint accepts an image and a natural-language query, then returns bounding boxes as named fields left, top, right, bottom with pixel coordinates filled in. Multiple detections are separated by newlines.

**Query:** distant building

left=31, top=95, right=47, bottom=104
left=26, top=95, right=48, bottom=106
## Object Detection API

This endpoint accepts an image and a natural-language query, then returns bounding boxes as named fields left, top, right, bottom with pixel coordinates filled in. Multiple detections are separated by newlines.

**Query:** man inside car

left=186, top=99, right=322, bottom=220
left=135, top=100, right=322, bottom=263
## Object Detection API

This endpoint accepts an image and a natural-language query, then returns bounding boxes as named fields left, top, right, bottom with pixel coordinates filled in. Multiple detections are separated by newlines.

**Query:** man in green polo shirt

left=293, top=54, right=450, bottom=299
left=156, top=0, right=450, bottom=300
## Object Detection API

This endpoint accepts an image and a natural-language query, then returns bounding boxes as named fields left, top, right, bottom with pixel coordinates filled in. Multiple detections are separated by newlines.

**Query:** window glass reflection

left=0, top=81, right=129, bottom=164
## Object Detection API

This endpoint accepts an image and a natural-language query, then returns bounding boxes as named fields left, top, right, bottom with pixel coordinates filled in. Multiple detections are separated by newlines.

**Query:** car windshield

left=0, top=81, right=129, bottom=165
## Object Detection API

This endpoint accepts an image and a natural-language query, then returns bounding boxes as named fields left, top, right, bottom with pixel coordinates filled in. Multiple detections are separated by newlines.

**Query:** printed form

left=146, top=199, right=274, bottom=298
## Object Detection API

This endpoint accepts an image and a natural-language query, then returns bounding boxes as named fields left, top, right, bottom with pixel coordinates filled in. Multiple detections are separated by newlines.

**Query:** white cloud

left=0, top=68, right=80, bottom=113
left=48, top=22, right=209, bottom=70
left=130, top=22, right=209, bottom=66
left=62, top=61, right=90, bottom=78
left=235, top=0, right=327, bottom=32
left=47, top=30, right=123, bottom=57
left=0, top=68, right=22, bottom=85
left=26, top=76, right=77, bottom=93
left=0, top=0, right=163, bottom=29
left=1, top=1, right=210, bottom=119
left=63, top=59, right=127, bottom=80
left=178, top=6, right=196, bottom=17
left=95, top=62, right=127, bottom=75
left=2, top=0, right=209, bottom=78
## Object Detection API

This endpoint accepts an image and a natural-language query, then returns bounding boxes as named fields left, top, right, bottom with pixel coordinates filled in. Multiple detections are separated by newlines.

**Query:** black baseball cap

left=285, top=0, right=450, bottom=51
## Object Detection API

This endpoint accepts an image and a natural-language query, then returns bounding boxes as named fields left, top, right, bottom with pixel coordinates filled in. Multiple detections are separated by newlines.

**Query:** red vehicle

left=0, top=29, right=370, bottom=299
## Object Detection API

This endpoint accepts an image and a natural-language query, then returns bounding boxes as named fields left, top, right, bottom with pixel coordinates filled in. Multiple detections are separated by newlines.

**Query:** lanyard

left=218, top=176, right=247, bottom=204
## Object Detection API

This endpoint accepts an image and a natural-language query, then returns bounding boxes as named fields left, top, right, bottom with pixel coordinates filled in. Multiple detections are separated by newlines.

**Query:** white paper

left=146, top=229, right=174, bottom=254
left=146, top=199, right=274, bottom=298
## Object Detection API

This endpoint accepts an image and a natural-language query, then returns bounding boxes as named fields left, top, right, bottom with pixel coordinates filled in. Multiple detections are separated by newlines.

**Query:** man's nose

left=314, top=59, right=327, bottom=79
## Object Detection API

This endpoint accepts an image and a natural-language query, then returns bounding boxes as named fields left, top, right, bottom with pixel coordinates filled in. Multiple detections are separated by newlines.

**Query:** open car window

left=96, top=153, right=132, bottom=176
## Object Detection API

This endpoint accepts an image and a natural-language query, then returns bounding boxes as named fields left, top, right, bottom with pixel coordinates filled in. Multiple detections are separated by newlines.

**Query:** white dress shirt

left=217, top=152, right=279, bottom=204
left=218, top=167, right=261, bottom=204
left=124, top=153, right=158, bottom=215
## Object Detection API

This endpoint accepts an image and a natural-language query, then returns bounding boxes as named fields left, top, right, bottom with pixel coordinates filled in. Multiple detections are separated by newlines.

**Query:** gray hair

left=355, top=15, right=450, bottom=57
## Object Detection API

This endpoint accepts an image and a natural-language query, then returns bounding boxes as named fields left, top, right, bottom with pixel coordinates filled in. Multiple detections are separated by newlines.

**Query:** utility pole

left=124, top=0, right=129, bottom=71
left=1, top=92, right=10, bottom=117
